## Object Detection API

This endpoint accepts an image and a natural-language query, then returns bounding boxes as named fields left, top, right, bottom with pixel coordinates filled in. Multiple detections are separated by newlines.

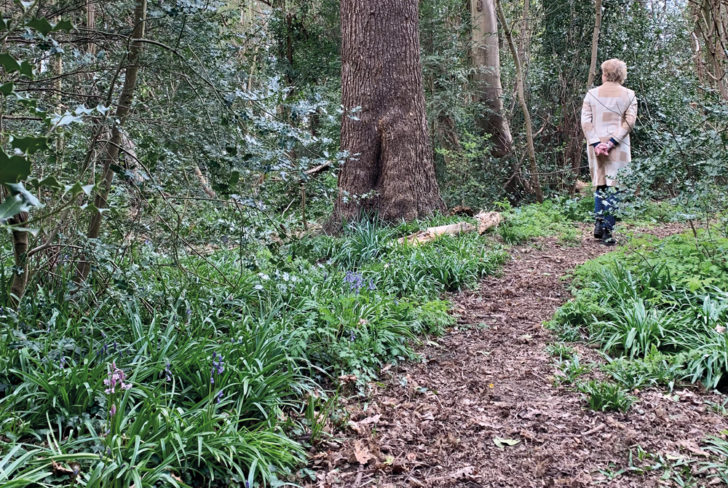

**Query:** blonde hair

left=601, top=59, right=628, bottom=84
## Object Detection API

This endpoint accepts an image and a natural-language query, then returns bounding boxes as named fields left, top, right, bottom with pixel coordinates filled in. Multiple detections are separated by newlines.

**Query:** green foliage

left=551, top=231, right=728, bottom=390
left=0, top=218, right=503, bottom=485
left=591, top=299, right=676, bottom=359
left=554, top=354, right=592, bottom=386
left=577, top=380, right=636, bottom=413
left=603, top=347, right=685, bottom=391
left=497, top=199, right=585, bottom=244
left=546, top=342, right=577, bottom=361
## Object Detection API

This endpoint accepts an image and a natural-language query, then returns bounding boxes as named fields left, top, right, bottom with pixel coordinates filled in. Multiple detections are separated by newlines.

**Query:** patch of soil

left=305, top=225, right=727, bottom=487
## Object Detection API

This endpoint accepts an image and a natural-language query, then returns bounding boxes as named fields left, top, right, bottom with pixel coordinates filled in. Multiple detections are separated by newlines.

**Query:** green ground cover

left=0, top=213, right=512, bottom=486
left=550, top=230, right=728, bottom=394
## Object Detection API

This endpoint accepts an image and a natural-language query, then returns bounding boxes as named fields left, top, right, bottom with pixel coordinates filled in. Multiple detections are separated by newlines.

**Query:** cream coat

left=581, top=82, right=638, bottom=187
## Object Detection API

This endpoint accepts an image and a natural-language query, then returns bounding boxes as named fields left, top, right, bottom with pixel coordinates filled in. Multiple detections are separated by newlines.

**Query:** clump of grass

left=577, top=380, right=636, bottom=412
left=546, top=342, right=577, bottom=360
left=554, top=354, right=592, bottom=386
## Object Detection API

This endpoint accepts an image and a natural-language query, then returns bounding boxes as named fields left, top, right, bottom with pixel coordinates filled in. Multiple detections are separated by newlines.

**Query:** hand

left=595, top=140, right=615, bottom=157
left=595, top=143, right=609, bottom=156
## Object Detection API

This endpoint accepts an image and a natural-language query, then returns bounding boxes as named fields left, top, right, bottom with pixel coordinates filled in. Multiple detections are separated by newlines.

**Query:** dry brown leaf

left=51, top=461, right=76, bottom=477
left=353, top=439, right=375, bottom=465
left=677, top=440, right=710, bottom=458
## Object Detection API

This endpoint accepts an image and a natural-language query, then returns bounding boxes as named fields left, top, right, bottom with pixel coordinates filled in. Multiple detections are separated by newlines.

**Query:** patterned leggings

left=594, top=185, right=620, bottom=231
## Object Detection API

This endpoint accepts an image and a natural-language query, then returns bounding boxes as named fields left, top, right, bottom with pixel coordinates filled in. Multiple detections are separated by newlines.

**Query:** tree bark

left=470, top=0, right=513, bottom=157
left=586, top=0, right=602, bottom=89
left=76, top=0, right=147, bottom=282
left=332, top=0, right=445, bottom=226
left=87, top=0, right=97, bottom=56
left=496, top=0, right=543, bottom=202
left=693, top=0, right=728, bottom=100
left=8, top=212, right=29, bottom=305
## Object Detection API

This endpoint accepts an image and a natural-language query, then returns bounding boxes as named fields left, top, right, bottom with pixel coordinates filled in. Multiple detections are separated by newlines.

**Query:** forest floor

left=305, top=224, right=727, bottom=487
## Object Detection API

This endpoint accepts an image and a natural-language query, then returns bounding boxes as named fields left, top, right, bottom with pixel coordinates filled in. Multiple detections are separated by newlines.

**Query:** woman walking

left=581, top=58, right=638, bottom=245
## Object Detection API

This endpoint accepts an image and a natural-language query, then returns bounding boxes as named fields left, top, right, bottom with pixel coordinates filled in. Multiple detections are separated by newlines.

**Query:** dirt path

left=306, top=226, right=727, bottom=487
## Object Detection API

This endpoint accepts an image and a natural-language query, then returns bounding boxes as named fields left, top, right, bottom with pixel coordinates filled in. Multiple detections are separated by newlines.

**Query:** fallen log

left=398, top=211, right=502, bottom=245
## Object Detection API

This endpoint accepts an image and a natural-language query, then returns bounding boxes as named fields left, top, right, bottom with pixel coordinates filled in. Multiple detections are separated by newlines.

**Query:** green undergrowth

left=0, top=216, right=505, bottom=486
left=496, top=198, right=590, bottom=244
left=548, top=230, right=728, bottom=411
left=547, top=227, right=728, bottom=484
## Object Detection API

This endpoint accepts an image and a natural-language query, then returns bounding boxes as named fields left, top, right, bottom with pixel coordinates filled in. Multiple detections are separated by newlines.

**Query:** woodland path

left=306, top=225, right=727, bottom=487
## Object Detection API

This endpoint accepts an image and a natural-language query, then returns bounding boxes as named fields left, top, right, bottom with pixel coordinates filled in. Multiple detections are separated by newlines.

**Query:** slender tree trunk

left=518, top=0, right=532, bottom=71
left=496, top=0, right=543, bottom=202
left=586, top=0, right=602, bottom=89
left=8, top=211, right=29, bottom=305
left=76, top=0, right=147, bottom=282
left=470, top=0, right=513, bottom=157
left=87, top=0, right=97, bottom=56
left=331, top=0, right=445, bottom=226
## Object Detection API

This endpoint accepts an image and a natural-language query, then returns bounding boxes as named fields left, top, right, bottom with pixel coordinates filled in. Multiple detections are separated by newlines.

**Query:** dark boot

left=593, top=219, right=604, bottom=239
left=601, top=228, right=616, bottom=246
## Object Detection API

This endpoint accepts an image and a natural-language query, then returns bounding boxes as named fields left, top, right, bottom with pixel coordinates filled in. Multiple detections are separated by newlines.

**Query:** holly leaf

left=11, top=135, right=48, bottom=154
left=7, top=182, right=42, bottom=207
left=0, top=194, right=26, bottom=221
left=0, top=149, right=31, bottom=183
left=51, top=112, right=83, bottom=126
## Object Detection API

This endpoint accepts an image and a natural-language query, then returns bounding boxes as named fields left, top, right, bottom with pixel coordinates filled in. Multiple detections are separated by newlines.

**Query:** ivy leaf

left=0, top=149, right=31, bottom=183
left=0, top=53, right=21, bottom=73
left=18, top=61, right=34, bottom=78
left=53, top=19, right=73, bottom=32
left=27, top=17, right=53, bottom=36
left=0, top=82, right=13, bottom=96
left=19, top=1, right=35, bottom=11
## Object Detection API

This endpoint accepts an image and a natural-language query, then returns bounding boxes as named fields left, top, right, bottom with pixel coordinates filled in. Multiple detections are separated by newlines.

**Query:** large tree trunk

left=693, top=0, right=728, bottom=100
left=471, top=0, right=513, bottom=157
left=76, top=0, right=146, bottom=283
left=332, top=0, right=445, bottom=226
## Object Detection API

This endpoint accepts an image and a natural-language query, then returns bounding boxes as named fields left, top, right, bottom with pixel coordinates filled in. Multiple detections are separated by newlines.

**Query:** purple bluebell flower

left=164, top=362, right=172, bottom=382
left=344, top=271, right=364, bottom=293
left=60, top=356, right=66, bottom=368
left=104, top=361, right=132, bottom=394
left=216, top=390, right=224, bottom=403
left=210, top=352, right=224, bottom=384
left=109, top=404, right=117, bottom=417
left=368, top=279, right=376, bottom=291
